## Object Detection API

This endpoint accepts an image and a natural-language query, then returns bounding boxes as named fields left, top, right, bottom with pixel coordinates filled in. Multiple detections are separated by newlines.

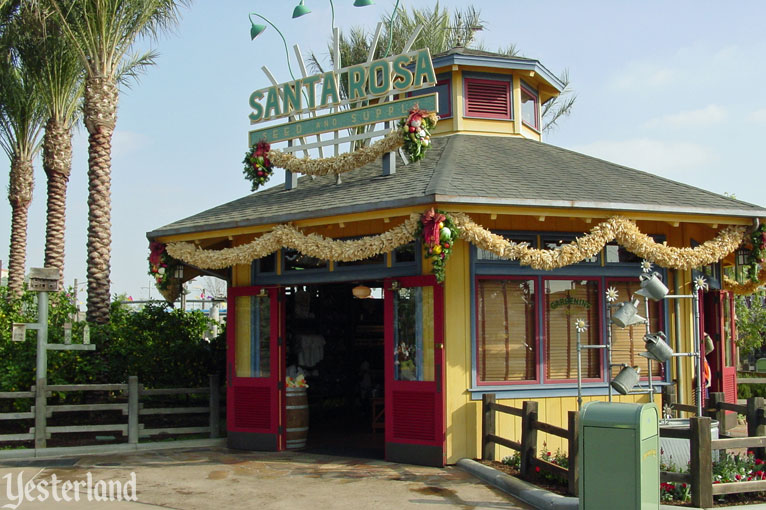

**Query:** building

left=147, top=48, right=766, bottom=466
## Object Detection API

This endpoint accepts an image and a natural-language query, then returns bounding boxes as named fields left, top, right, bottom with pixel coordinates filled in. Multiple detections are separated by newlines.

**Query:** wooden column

left=747, top=397, right=766, bottom=459
left=567, top=410, right=580, bottom=496
left=481, top=393, right=496, bottom=461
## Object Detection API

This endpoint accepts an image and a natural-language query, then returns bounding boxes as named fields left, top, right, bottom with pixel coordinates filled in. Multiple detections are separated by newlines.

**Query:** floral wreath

left=398, top=107, right=438, bottom=163
left=148, top=242, right=180, bottom=291
left=418, top=208, right=460, bottom=283
left=243, top=140, right=274, bottom=191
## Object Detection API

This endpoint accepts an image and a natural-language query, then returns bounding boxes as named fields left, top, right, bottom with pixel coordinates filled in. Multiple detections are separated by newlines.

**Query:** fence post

left=481, top=394, right=496, bottom=460
left=747, top=397, right=766, bottom=460
left=567, top=410, right=579, bottom=497
left=690, top=416, right=713, bottom=509
left=708, top=392, right=727, bottom=436
left=33, top=382, right=46, bottom=449
left=128, top=376, right=139, bottom=444
left=209, top=374, right=220, bottom=438
left=520, top=401, right=538, bottom=480
left=662, top=383, right=677, bottom=418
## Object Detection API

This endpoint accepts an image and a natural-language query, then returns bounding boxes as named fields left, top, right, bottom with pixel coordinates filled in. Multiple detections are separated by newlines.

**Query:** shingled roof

left=148, top=134, right=766, bottom=239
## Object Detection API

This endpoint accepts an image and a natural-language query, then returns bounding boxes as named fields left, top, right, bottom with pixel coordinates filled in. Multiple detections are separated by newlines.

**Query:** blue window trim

left=251, top=241, right=423, bottom=285
left=520, top=79, right=539, bottom=132
left=469, top=233, right=671, bottom=398
left=408, top=72, right=452, bottom=119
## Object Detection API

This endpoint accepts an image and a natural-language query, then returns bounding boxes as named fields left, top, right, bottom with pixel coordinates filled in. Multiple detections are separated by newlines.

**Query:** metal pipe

left=673, top=272, right=683, bottom=417
left=644, top=297, right=653, bottom=396
left=577, top=329, right=583, bottom=410
left=692, top=291, right=703, bottom=416
left=607, top=301, right=614, bottom=402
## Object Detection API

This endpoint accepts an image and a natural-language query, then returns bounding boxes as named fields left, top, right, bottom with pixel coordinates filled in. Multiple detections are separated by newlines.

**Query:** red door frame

left=700, top=290, right=738, bottom=408
left=226, top=286, right=285, bottom=450
left=384, top=275, right=445, bottom=467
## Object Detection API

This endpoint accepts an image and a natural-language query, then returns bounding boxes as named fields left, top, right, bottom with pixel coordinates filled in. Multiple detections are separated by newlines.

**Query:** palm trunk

left=43, top=118, right=72, bottom=287
left=7, top=155, right=34, bottom=296
left=84, top=77, right=118, bottom=324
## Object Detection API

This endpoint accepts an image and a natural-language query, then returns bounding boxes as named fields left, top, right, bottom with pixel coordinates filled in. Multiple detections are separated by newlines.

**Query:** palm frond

left=115, top=50, right=158, bottom=88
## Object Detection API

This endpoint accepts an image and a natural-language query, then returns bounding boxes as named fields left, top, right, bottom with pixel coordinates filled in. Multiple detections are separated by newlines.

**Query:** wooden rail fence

left=0, top=375, right=222, bottom=448
left=481, top=394, right=580, bottom=496
left=482, top=392, right=766, bottom=505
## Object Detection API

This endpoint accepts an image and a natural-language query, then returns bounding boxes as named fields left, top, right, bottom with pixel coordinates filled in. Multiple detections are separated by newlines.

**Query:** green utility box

left=579, top=401, right=659, bottom=510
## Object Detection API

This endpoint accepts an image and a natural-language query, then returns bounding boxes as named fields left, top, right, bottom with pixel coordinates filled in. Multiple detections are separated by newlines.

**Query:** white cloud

left=643, top=104, right=727, bottom=129
left=748, top=108, right=766, bottom=124
left=569, top=138, right=716, bottom=179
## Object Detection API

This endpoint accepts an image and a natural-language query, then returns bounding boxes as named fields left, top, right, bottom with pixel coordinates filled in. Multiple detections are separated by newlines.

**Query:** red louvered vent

left=392, top=391, right=435, bottom=441
left=465, top=78, right=510, bottom=119
left=234, top=386, right=271, bottom=430
left=724, top=372, right=737, bottom=403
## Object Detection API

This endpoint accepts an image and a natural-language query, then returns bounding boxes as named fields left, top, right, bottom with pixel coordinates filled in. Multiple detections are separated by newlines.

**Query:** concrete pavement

left=0, top=447, right=533, bottom=510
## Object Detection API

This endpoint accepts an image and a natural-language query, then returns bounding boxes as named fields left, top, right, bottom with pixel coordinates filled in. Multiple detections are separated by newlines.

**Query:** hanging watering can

left=635, top=272, right=669, bottom=301
left=644, top=331, right=673, bottom=362
left=611, top=299, right=646, bottom=328
left=611, top=365, right=641, bottom=395
left=704, top=333, right=715, bottom=355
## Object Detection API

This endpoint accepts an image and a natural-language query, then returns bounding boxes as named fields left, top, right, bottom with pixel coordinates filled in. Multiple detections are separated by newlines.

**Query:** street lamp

left=248, top=12, right=298, bottom=82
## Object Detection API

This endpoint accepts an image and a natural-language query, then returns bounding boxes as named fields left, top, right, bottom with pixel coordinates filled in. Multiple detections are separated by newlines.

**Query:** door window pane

left=477, top=279, right=536, bottom=382
left=545, top=279, right=600, bottom=380
left=235, top=295, right=270, bottom=377
left=393, top=286, right=434, bottom=381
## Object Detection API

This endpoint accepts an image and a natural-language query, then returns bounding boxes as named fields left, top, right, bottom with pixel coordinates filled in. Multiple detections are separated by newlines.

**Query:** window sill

left=468, top=381, right=670, bottom=400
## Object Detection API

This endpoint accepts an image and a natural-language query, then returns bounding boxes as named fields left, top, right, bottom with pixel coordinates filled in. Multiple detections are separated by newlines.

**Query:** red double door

left=226, top=276, right=446, bottom=466
left=701, top=290, right=738, bottom=424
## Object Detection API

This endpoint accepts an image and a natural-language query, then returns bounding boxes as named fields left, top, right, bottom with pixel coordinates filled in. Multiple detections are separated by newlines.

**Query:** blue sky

left=2, top=1, right=765, bottom=303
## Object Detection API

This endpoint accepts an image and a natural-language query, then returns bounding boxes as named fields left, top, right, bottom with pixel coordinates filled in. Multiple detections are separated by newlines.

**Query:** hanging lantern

left=735, top=247, right=751, bottom=282
left=352, top=284, right=372, bottom=299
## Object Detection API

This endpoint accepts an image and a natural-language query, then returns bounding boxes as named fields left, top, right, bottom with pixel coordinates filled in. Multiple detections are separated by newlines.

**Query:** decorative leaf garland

left=418, top=209, right=459, bottom=283
left=165, top=213, right=748, bottom=283
left=243, top=140, right=275, bottom=191
left=723, top=268, right=766, bottom=295
left=148, top=242, right=183, bottom=303
left=746, top=223, right=766, bottom=282
left=398, top=108, right=438, bottom=163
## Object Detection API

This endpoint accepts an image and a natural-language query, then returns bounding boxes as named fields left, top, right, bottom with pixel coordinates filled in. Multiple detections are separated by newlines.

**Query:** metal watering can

left=611, top=365, right=640, bottom=395
left=644, top=331, right=673, bottom=362
left=635, top=271, right=669, bottom=301
left=611, top=299, right=646, bottom=328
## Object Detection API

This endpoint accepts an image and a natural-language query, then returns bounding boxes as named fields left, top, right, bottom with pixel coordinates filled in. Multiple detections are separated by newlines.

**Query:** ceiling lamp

left=352, top=284, right=372, bottom=299
left=354, top=0, right=374, bottom=6
left=250, top=23, right=267, bottom=40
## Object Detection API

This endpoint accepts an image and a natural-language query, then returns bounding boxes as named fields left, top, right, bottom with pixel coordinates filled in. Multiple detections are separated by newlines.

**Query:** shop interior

left=285, top=282, right=385, bottom=458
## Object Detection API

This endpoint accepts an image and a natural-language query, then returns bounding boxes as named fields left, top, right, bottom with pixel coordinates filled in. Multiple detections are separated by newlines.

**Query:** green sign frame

left=249, top=93, right=437, bottom=146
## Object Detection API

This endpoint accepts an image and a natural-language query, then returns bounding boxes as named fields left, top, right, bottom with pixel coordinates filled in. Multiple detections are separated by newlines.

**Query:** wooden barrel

left=285, top=387, right=309, bottom=449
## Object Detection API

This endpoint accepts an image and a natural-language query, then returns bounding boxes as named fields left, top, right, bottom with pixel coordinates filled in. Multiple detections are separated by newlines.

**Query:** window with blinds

left=544, top=279, right=600, bottom=380
left=607, top=280, right=663, bottom=378
left=477, top=279, right=536, bottom=382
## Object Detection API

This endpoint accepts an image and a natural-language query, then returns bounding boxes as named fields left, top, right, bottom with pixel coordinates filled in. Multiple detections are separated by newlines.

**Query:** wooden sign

left=12, top=323, right=25, bottom=342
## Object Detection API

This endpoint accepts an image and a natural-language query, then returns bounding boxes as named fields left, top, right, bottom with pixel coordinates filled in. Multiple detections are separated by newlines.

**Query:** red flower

left=149, top=242, right=165, bottom=265
left=535, top=467, right=540, bottom=473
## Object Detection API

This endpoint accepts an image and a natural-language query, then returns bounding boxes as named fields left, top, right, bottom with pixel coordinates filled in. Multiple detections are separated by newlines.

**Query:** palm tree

left=321, top=3, right=575, bottom=135
left=48, top=0, right=189, bottom=323
left=0, top=12, right=45, bottom=296
left=13, top=1, right=84, bottom=286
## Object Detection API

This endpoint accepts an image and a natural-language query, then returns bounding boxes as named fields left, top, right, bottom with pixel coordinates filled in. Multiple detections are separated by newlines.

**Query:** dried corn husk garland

left=723, top=268, right=766, bottom=295
left=166, top=212, right=747, bottom=274
left=451, top=214, right=746, bottom=271
left=166, top=214, right=420, bottom=270
left=266, top=130, right=403, bottom=176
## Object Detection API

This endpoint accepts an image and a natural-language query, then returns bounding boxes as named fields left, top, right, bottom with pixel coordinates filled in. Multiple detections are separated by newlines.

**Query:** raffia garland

left=166, top=212, right=748, bottom=275
left=723, top=268, right=766, bottom=295
left=451, top=214, right=747, bottom=271
left=265, top=130, right=403, bottom=176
